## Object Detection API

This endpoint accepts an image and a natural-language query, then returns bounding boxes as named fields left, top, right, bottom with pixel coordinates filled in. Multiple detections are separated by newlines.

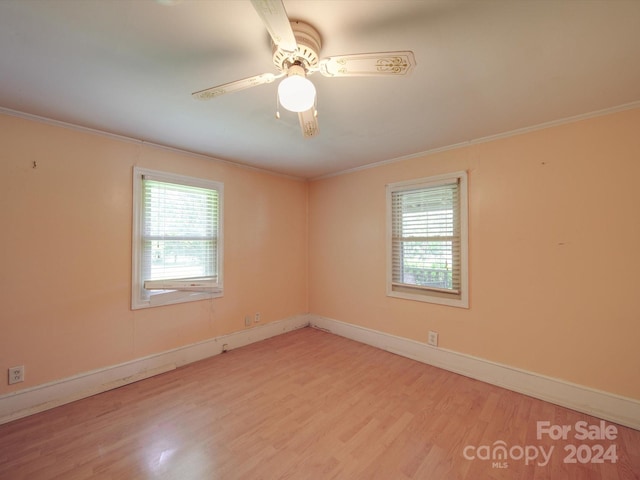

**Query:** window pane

left=142, top=178, right=219, bottom=283
left=399, top=240, right=453, bottom=289
left=391, top=180, right=460, bottom=292
left=143, top=180, right=218, bottom=238
left=145, top=239, right=216, bottom=280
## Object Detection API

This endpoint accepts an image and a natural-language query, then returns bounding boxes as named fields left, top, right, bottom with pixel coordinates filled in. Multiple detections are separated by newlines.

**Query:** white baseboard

left=4, top=313, right=638, bottom=432
left=0, top=314, right=310, bottom=425
left=309, top=315, right=640, bottom=431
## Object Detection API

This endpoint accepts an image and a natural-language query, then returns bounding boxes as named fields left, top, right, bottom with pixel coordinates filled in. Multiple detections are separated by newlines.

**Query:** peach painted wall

left=309, top=107, right=640, bottom=400
left=0, top=113, right=308, bottom=395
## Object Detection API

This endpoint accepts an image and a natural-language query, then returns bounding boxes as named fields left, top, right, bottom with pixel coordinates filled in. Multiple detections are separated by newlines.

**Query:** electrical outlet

left=427, top=331, right=439, bottom=347
left=244, top=315, right=251, bottom=327
left=254, top=312, right=261, bottom=323
left=8, top=365, right=24, bottom=385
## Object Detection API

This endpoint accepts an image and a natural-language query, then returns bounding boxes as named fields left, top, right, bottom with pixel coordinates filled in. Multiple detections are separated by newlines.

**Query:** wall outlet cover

left=8, top=365, right=24, bottom=385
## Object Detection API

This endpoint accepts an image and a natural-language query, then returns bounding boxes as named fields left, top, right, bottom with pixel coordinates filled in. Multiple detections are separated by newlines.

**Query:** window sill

left=387, top=286, right=468, bottom=309
left=132, top=290, right=223, bottom=310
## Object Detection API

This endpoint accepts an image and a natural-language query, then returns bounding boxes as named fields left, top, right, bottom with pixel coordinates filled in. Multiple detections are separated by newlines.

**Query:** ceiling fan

left=192, top=0, right=416, bottom=138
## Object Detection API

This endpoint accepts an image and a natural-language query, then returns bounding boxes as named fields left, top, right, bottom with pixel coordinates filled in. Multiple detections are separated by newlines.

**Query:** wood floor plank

left=1, top=327, right=638, bottom=479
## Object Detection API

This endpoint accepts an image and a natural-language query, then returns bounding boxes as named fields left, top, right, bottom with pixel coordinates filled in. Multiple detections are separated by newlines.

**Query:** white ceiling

left=1, top=0, right=639, bottom=179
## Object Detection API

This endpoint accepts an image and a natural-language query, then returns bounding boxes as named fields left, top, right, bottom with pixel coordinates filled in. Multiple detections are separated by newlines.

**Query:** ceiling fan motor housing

left=272, top=21, right=322, bottom=72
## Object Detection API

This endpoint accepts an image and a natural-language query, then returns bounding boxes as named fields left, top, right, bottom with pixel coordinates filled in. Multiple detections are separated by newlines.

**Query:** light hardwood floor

left=1, top=327, right=638, bottom=479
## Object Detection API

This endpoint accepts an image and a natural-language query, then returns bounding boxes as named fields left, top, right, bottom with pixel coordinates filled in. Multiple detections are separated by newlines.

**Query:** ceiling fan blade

left=298, top=107, right=319, bottom=138
left=250, top=0, right=298, bottom=54
left=192, top=73, right=278, bottom=100
left=318, top=51, right=416, bottom=77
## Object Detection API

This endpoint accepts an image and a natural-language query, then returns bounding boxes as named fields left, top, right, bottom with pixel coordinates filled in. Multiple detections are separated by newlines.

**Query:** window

left=132, top=167, right=223, bottom=309
left=387, top=171, right=468, bottom=308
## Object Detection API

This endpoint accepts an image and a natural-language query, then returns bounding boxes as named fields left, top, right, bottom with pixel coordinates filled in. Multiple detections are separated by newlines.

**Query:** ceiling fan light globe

left=278, top=76, right=316, bottom=112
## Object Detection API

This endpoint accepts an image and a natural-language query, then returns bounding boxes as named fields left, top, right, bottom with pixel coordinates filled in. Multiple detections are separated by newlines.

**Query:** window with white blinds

left=387, top=171, right=468, bottom=308
left=132, top=167, right=223, bottom=309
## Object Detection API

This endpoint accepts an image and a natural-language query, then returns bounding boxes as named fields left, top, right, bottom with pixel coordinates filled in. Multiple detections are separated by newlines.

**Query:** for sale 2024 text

left=463, top=420, right=618, bottom=468
left=537, top=420, right=618, bottom=465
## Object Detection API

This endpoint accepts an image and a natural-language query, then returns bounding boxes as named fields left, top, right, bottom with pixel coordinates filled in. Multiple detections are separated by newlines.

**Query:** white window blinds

left=388, top=171, right=468, bottom=307
left=391, top=179, right=460, bottom=293
left=142, top=176, right=219, bottom=286
left=132, top=167, right=223, bottom=309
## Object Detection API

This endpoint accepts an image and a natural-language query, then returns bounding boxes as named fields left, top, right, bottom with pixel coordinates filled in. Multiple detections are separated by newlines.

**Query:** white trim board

left=3, top=313, right=638, bottom=431
left=0, top=314, right=309, bottom=425
left=0, top=108, right=305, bottom=182
left=311, top=101, right=640, bottom=181
left=308, top=315, right=640, bottom=431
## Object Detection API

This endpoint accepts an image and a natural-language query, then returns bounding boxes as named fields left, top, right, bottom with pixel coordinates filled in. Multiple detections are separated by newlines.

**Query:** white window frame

left=386, top=171, right=468, bottom=308
left=131, top=167, right=223, bottom=309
